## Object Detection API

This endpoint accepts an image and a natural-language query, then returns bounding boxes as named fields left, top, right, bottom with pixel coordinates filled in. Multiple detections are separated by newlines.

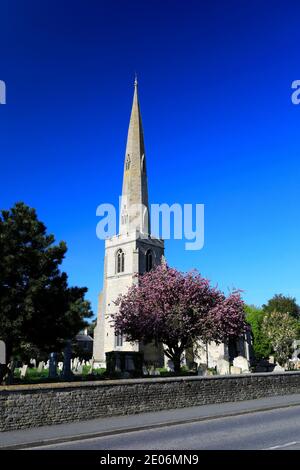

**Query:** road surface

left=28, top=404, right=300, bottom=450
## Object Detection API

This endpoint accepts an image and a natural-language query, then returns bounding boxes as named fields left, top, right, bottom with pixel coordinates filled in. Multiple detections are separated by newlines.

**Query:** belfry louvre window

left=146, top=250, right=153, bottom=272
left=116, top=249, right=125, bottom=273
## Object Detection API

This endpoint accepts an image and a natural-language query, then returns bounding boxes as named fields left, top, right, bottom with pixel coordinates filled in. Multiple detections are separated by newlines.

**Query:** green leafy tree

left=0, top=202, right=93, bottom=364
left=245, top=305, right=272, bottom=360
left=262, top=294, right=300, bottom=319
left=262, top=311, right=299, bottom=366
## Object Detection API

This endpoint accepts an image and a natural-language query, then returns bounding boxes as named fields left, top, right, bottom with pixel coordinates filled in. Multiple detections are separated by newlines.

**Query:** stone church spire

left=119, top=77, right=150, bottom=235
left=93, top=79, right=165, bottom=364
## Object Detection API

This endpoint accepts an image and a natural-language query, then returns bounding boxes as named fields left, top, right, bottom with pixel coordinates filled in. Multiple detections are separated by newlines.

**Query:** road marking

left=263, top=441, right=299, bottom=450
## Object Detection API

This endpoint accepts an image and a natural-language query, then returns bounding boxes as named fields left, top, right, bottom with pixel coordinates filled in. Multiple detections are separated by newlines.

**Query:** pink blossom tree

left=114, top=264, right=246, bottom=373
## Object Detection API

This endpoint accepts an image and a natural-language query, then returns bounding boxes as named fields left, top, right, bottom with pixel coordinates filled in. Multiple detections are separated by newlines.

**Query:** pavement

left=1, top=394, right=300, bottom=450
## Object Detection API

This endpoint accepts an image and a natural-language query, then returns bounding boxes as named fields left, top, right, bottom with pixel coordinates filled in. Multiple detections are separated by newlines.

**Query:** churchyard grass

left=12, top=366, right=106, bottom=384
left=8, top=365, right=203, bottom=385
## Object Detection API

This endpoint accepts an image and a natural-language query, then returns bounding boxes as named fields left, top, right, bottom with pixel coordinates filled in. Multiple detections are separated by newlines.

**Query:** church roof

left=75, top=333, right=93, bottom=342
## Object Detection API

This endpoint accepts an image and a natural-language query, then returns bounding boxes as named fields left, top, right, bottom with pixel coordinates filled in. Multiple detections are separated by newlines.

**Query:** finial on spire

left=134, top=72, right=138, bottom=88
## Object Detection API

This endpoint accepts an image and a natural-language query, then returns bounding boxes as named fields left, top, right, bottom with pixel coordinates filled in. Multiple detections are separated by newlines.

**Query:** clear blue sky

left=1, top=0, right=300, bottom=316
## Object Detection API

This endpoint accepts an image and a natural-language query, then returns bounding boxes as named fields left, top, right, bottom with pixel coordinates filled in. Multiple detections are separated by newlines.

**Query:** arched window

left=116, top=249, right=125, bottom=273
left=125, top=155, right=131, bottom=170
left=146, top=250, right=153, bottom=272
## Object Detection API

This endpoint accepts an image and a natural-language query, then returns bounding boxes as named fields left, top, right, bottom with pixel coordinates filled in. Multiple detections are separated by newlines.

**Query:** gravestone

left=30, top=358, right=37, bottom=368
left=292, top=340, right=300, bottom=360
left=233, top=356, right=249, bottom=373
left=20, top=365, right=28, bottom=378
left=0, top=341, right=7, bottom=382
left=0, top=340, right=6, bottom=364
left=73, top=357, right=79, bottom=371
left=216, top=358, right=230, bottom=375
left=149, top=368, right=160, bottom=376
left=48, top=352, right=58, bottom=378
left=37, top=361, right=45, bottom=372
left=166, top=360, right=174, bottom=372
left=197, top=363, right=208, bottom=376
left=61, top=341, right=73, bottom=380
left=89, top=358, right=94, bottom=373
left=58, top=362, right=63, bottom=371
left=230, top=366, right=242, bottom=375
left=74, top=364, right=83, bottom=375
left=273, top=364, right=285, bottom=372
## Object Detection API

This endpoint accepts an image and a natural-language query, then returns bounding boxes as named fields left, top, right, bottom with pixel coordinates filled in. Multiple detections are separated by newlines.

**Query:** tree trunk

left=164, top=345, right=184, bottom=375
left=206, top=342, right=209, bottom=367
left=172, top=352, right=182, bottom=375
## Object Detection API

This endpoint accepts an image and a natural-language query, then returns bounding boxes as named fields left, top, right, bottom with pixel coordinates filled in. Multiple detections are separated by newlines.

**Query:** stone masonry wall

left=1, top=372, right=300, bottom=431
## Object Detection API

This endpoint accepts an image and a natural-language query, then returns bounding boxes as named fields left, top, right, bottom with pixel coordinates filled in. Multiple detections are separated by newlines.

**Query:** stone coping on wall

left=1, top=370, right=299, bottom=393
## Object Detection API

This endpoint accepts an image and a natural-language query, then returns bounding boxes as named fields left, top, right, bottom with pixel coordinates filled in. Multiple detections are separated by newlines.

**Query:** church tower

left=93, top=79, right=165, bottom=365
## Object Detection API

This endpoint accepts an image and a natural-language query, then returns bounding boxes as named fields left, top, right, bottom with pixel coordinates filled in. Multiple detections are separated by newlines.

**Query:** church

left=93, top=78, right=165, bottom=367
left=93, top=79, right=252, bottom=370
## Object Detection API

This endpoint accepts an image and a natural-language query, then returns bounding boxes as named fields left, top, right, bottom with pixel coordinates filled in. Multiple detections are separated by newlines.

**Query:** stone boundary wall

left=1, top=371, right=300, bottom=431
